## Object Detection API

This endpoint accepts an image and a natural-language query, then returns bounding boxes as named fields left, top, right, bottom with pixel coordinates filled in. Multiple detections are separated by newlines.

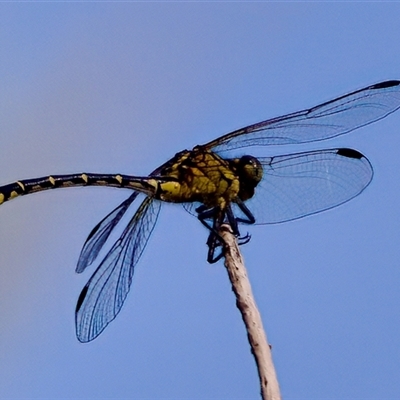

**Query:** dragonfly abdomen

left=0, top=173, right=159, bottom=205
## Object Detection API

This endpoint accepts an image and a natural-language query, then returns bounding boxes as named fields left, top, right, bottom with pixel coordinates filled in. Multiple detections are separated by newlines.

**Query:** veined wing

left=75, top=196, right=161, bottom=343
left=75, top=159, right=170, bottom=273
left=233, top=148, right=373, bottom=224
left=202, top=80, right=400, bottom=152
left=76, top=192, right=140, bottom=273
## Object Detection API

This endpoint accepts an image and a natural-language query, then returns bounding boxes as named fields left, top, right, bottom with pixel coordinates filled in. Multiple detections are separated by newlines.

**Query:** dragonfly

left=1, top=80, right=399, bottom=343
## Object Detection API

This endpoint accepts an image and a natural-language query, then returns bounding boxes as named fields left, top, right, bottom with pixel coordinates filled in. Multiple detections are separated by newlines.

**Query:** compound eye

left=238, top=156, right=263, bottom=185
left=240, top=155, right=255, bottom=165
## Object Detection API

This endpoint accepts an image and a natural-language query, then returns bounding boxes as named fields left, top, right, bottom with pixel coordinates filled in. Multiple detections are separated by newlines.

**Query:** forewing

left=75, top=196, right=161, bottom=343
left=203, top=80, right=400, bottom=152
left=76, top=192, right=140, bottom=273
left=233, top=148, right=373, bottom=224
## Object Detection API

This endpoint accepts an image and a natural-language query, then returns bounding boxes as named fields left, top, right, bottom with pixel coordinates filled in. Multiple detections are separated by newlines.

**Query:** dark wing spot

left=371, top=80, right=400, bottom=89
left=76, top=284, right=89, bottom=312
left=337, top=148, right=364, bottom=159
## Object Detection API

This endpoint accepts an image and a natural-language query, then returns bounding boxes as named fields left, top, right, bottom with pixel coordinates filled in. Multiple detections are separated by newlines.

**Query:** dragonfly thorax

left=155, top=148, right=242, bottom=209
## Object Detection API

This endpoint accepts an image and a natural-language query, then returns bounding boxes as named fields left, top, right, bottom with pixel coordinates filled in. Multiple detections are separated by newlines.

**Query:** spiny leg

left=195, top=205, right=225, bottom=263
left=232, top=198, right=256, bottom=245
left=197, top=204, right=251, bottom=263
left=205, top=209, right=226, bottom=264
left=197, top=205, right=222, bottom=236
left=206, top=232, right=225, bottom=264
left=234, top=197, right=256, bottom=224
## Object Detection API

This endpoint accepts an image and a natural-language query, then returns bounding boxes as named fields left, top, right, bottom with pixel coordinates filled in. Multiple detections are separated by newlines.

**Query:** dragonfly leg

left=206, top=231, right=225, bottom=263
left=198, top=203, right=241, bottom=235
left=225, top=204, right=240, bottom=236
left=206, top=226, right=250, bottom=263
left=197, top=207, right=227, bottom=263
left=226, top=201, right=255, bottom=245
left=228, top=199, right=255, bottom=243
left=198, top=203, right=254, bottom=263
left=238, top=233, right=251, bottom=245
left=234, top=198, right=256, bottom=224
left=197, top=206, right=223, bottom=235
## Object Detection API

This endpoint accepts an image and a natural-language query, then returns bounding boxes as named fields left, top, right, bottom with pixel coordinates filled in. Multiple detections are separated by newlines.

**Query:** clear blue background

left=0, top=3, right=399, bottom=399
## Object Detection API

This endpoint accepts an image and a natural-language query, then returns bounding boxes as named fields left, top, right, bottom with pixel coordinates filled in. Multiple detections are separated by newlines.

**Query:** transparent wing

left=233, top=148, right=373, bottom=224
left=76, top=160, right=168, bottom=274
left=202, top=80, right=400, bottom=152
left=75, top=196, right=161, bottom=343
left=76, top=192, right=140, bottom=273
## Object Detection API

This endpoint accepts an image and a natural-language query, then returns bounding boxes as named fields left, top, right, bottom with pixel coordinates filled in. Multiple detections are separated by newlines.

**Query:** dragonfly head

left=231, top=155, right=263, bottom=201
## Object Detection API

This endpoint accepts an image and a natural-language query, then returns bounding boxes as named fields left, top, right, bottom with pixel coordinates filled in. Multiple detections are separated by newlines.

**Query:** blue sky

left=1, top=3, right=400, bottom=399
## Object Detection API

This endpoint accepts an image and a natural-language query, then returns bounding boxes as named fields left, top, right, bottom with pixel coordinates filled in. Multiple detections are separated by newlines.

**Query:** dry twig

left=219, top=224, right=281, bottom=400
